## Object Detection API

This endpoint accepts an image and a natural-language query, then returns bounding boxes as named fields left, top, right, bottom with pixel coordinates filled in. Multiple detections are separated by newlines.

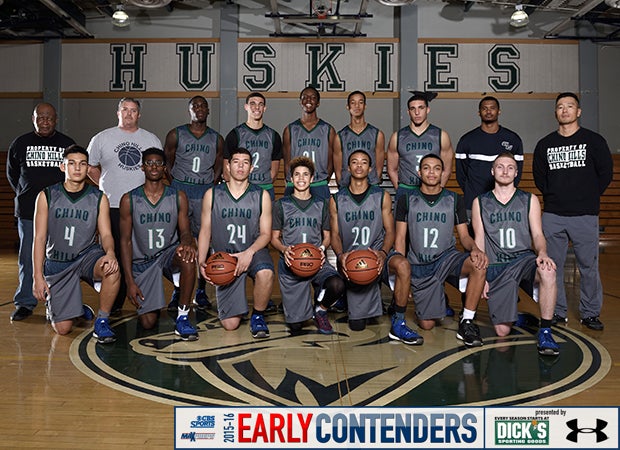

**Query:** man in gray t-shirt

left=87, top=97, right=162, bottom=314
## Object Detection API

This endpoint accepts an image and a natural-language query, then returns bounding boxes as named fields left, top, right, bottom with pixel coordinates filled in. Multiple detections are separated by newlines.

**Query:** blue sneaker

left=537, top=327, right=560, bottom=356
left=314, top=309, right=333, bottom=335
left=81, top=304, right=95, bottom=321
left=175, top=315, right=199, bottom=341
left=193, top=289, right=212, bottom=311
left=250, top=314, right=270, bottom=339
left=167, top=287, right=179, bottom=312
left=389, top=317, right=424, bottom=345
left=93, top=318, right=116, bottom=344
left=445, top=294, right=455, bottom=317
left=265, top=299, right=278, bottom=313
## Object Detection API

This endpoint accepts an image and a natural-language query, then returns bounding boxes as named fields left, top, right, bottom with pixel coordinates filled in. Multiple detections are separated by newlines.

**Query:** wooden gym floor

left=0, top=246, right=618, bottom=449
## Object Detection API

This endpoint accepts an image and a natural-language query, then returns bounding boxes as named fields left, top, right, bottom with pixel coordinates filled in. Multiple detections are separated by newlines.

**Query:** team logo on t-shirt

left=115, top=142, right=142, bottom=171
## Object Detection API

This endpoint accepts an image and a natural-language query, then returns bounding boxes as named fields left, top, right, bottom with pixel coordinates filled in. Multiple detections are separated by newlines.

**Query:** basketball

left=288, top=243, right=322, bottom=278
left=345, top=249, right=380, bottom=285
left=204, top=252, right=237, bottom=286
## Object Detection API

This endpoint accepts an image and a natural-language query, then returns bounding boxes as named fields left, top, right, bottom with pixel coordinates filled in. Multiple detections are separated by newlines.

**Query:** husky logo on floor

left=71, top=311, right=610, bottom=407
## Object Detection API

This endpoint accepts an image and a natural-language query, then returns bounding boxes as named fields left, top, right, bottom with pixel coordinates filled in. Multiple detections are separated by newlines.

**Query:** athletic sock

left=177, top=305, right=190, bottom=318
left=315, top=304, right=327, bottom=313
left=540, top=318, right=552, bottom=329
left=461, top=308, right=476, bottom=321
left=392, top=311, right=405, bottom=323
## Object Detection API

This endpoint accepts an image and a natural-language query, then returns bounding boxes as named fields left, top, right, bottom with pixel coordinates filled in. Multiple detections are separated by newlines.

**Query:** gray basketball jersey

left=277, top=196, right=325, bottom=247
left=405, top=189, right=457, bottom=265
left=234, top=123, right=278, bottom=186
left=397, top=124, right=441, bottom=186
left=211, top=183, right=263, bottom=254
left=334, top=185, right=385, bottom=252
left=45, top=183, right=101, bottom=262
left=170, top=125, right=220, bottom=185
left=287, top=119, right=331, bottom=183
left=130, top=186, right=179, bottom=263
left=478, top=189, right=532, bottom=265
left=337, top=124, right=380, bottom=187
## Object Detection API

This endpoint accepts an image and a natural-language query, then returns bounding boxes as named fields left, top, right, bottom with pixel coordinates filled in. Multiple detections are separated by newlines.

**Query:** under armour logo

left=566, top=418, right=608, bottom=443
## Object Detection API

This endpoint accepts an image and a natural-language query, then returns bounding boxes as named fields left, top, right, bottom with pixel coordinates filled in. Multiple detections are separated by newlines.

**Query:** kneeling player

left=395, top=154, right=487, bottom=347
left=331, top=150, right=422, bottom=344
left=33, top=145, right=120, bottom=343
left=272, top=157, right=345, bottom=335
left=120, top=148, right=199, bottom=340
left=472, top=153, right=559, bottom=355
left=198, top=148, right=275, bottom=338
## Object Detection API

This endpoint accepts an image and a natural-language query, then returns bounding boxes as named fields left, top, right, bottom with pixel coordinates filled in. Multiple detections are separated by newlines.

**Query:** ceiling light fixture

left=604, top=0, right=620, bottom=8
left=112, top=5, right=130, bottom=27
left=510, top=4, right=529, bottom=28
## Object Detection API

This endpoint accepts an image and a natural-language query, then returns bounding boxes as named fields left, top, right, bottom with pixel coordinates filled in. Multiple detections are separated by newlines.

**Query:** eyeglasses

left=144, top=160, right=164, bottom=167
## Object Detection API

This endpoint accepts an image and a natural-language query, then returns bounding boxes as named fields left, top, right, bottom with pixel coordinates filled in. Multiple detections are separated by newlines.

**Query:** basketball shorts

left=486, top=252, right=537, bottom=325
left=171, top=180, right=211, bottom=237
left=338, top=254, right=383, bottom=321
left=278, top=257, right=340, bottom=323
left=215, top=248, right=274, bottom=320
left=132, top=245, right=179, bottom=315
left=411, top=248, right=468, bottom=321
left=44, top=244, right=105, bottom=323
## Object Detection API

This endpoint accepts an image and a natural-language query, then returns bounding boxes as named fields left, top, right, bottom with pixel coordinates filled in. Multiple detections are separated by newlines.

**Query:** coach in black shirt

left=6, top=103, right=75, bottom=321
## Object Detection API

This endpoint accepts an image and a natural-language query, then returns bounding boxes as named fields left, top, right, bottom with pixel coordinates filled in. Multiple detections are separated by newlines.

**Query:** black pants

left=109, top=208, right=127, bottom=312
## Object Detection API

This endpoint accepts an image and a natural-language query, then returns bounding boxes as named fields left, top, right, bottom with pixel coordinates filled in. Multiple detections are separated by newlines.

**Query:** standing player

left=395, top=154, right=487, bottom=347
left=456, top=96, right=523, bottom=218
left=331, top=150, right=420, bottom=344
left=87, top=97, right=162, bottom=315
left=7, top=103, right=75, bottom=322
left=119, top=148, right=198, bottom=340
left=272, top=156, right=345, bottom=335
left=387, top=92, right=454, bottom=200
left=472, top=152, right=560, bottom=355
left=533, top=92, right=613, bottom=330
left=333, top=91, right=385, bottom=189
left=164, top=95, right=224, bottom=312
left=225, top=92, right=282, bottom=201
left=198, top=148, right=274, bottom=338
left=32, top=145, right=119, bottom=343
left=282, top=87, right=336, bottom=201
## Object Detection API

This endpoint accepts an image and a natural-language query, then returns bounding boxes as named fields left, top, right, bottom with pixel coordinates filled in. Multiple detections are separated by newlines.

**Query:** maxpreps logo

left=494, top=419, right=549, bottom=445
left=180, top=415, right=216, bottom=442
left=180, top=431, right=215, bottom=442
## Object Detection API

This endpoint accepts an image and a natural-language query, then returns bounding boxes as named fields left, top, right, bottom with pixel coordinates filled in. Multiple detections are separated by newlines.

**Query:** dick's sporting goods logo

left=495, top=419, right=549, bottom=445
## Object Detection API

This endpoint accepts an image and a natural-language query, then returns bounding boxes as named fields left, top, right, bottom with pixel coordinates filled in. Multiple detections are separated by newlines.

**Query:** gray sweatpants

left=542, top=212, right=603, bottom=319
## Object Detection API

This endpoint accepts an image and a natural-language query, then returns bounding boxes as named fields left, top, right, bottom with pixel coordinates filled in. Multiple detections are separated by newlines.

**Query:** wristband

left=319, top=245, right=326, bottom=252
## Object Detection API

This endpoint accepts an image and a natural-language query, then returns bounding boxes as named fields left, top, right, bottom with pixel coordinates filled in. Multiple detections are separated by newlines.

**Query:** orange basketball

left=204, top=252, right=237, bottom=286
left=345, top=249, right=381, bottom=285
left=289, top=243, right=322, bottom=278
